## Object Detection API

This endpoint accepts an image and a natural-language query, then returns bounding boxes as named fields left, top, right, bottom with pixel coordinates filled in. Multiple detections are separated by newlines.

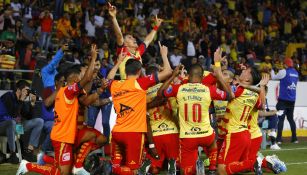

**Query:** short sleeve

left=64, top=83, right=81, bottom=100
left=255, top=97, right=262, bottom=109
left=136, top=72, right=158, bottom=90
left=137, top=43, right=146, bottom=56
left=209, top=86, right=227, bottom=100
left=202, top=73, right=217, bottom=86
left=163, top=84, right=181, bottom=98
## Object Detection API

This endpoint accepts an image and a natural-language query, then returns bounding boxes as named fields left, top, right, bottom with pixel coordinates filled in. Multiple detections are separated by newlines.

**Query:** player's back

left=51, top=86, right=79, bottom=144
left=111, top=78, right=147, bottom=132
left=177, top=83, right=213, bottom=138
left=225, top=87, right=259, bottom=134
left=147, top=83, right=179, bottom=136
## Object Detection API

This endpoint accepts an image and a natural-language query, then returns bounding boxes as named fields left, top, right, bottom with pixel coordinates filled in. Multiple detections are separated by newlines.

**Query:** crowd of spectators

left=0, top=0, right=306, bottom=90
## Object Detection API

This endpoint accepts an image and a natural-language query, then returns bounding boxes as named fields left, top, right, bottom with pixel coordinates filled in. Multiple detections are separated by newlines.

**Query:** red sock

left=226, top=160, right=254, bottom=175
left=182, top=166, right=195, bottom=175
left=104, top=144, right=111, bottom=156
left=208, top=147, right=217, bottom=171
left=26, top=163, right=60, bottom=175
left=43, top=155, right=54, bottom=165
left=262, top=158, right=268, bottom=168
left=112, top=166, right=134, bottom=175
left=75, top=142, right=95, bottom=168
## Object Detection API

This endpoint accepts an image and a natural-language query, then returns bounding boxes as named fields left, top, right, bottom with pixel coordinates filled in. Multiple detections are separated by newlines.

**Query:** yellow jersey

left=164, top=83, right=227, bottom=138
left=147, top=83, right=178, bottom=136
left=214, top=100, right=229, bottom=138
left=248, top=108, right=262, bottom=139
left=225, top=87, right=260, bottom=134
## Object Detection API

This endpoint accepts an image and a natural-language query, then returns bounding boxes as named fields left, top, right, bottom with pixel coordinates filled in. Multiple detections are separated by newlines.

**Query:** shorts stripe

left=58, top=143, right=65, bottom=164
left=224, top=134, right=231, bottom=162
left=139, top=134, right=145, bottom=162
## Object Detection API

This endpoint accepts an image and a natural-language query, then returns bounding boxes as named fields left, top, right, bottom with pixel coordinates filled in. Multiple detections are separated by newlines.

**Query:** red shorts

left=52, top=140, right=73, bottom=166
left=75, top=127, right=102, bottom=148
left=111, top=132, right=145, bottom=170
left=218, top=130, right=251, bottom=165
left=147, top=133, right=179, bottom=168
left=180, top=133, right=215, bottom=174
left=248, top=136, right=262, bottom=161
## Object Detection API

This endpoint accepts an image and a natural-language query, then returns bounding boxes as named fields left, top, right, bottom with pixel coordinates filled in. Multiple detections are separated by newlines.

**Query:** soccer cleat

left=196, top=159, right=205, bottom=175
left=37, top=152, right=45, bottom=165
left=265, top=155, right=287, bottom=174
left=254, top=156, right=263, bottom=175
left=167, top=158, right=176, bottom=175
left=137, top=159, right=151, bottom=175
left=16, top=160, right=29, bottom=175
left=207, top=170, right=217, bottom=175
left=72, top=166, right=90, bottom=175
left=277, top=141, right=282, bottom=145
left=270, top=144, right=281, bottom=150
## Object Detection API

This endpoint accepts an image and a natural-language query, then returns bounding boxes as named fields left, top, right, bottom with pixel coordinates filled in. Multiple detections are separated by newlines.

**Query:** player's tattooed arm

left=259, top=74, right=270, bottom=110
left=144, top=15, right=163, bottom=47
left=80, top=44, right=98, bottom=88
left=147, top=97, right=167, bottom=110
left=157, top=42, right=172, bottom=82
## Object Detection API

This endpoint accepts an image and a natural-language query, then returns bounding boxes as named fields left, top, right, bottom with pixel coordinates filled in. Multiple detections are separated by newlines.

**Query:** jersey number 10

left=184, top=103, right=202, bottom=122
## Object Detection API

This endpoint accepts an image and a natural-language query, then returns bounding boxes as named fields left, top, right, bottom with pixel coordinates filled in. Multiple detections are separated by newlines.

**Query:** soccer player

left=157, top=49, right=233, bottom=175
left=16, top=45, right=98, bottom=175
left=214, top=70, right=234, bottom=153
left=145, top=66, right=180, bottom=175
left=108, top=2, right=163, bottom=79
left=107, top=43, right=172, bottom=175
left=217, top=66, right=262, bottom=175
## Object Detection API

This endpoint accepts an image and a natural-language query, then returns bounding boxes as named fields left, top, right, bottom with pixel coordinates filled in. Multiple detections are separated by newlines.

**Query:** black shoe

left=7, top=153, right=19, bottom=164
left=22, top=149, right=37, bottom=162
left=137, top=159, right=151, bottom=175
left=167, top=159, right=176, bottom=175
left=0, top=152, right=6, bottom=164
left=207, top=170, right=217, bottom=175
left=254, top=160, right=263, bottom=175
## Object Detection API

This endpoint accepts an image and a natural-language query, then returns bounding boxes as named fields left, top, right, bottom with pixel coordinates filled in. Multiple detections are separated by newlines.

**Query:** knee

left=217, top=164, right=227, bottom=175
left=7, top=120, right=16, bottom=129
left=34, top=118, right=44, bottom=128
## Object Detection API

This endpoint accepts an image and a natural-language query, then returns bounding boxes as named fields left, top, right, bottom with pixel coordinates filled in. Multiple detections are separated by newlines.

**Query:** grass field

left=2, top=139, right=307, bottom=175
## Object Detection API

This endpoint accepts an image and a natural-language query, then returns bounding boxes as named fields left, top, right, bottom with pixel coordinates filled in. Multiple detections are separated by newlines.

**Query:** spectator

left=271, top=58, right=299, bottom=144
left=19, top=90, right=44, bottom=162
left=39, top=6, right=53, bottom=53
left=21, top=19, right=36, bottom=42
left=10, top=0, right=22, bottom=18
left=0, top=80, right=30, bottom=164
left=259, top=56, right=273, bottom=75
left=56, top=12, right=73, bottom=39
left=170, top=46, right=184, bottom=67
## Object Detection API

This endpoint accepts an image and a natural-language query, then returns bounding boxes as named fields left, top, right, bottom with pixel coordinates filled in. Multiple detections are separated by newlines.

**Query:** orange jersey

left=225, top=87, right=260, bottom=134
left=51, top=83, right=81, bottom=144
left=111, top=74, right=158, bottom=132
left=147, top=83, right=178, bottom=136
left=164, top=83, right=227, bottom=138
left=248, top=108, right=262, bottom=139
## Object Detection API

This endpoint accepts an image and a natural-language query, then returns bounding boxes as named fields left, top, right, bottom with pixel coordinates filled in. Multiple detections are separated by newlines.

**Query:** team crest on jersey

left=166, top=87, right=173, bottom=94
left=119, top=103, right=134, bottom=116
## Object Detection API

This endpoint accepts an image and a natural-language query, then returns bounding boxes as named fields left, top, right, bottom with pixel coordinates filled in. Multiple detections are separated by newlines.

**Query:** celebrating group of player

left=16, top=2, right=287, bottom=175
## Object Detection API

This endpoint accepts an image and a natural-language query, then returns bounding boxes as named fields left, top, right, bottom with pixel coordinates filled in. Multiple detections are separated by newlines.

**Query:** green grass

left=2, top=140, right=307, bottom=175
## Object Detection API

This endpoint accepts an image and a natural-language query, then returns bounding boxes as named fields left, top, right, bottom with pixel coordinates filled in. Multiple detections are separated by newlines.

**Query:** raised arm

left=157, top=65, right=181, bottom=97
left=213, top=48, right=234, bottom=100
left=41, top=44, right=68, bottom=73
left=79, top=44, right=98, bottom=88
left=157, top=42, right=172, bottom=81
left=143, top=15, right=163, bottom=47
left=270, top=69, right=286, bottom=80
left=107, top=50, right=126, bottom=80
left=259, top=74, right=270, bottom=110
left=108, top=3, right=124, bottom=46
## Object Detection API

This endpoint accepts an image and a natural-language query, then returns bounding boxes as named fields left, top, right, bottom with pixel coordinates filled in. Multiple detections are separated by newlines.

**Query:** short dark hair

left=189, top=64, right=204, bottom=77
left=146, top=65, right=159, bottom=75
left=250, top=67, right=261, bottom=85
left=125, top=59, right=142, bottom=76
left=15, top=80, right=30, bottom=91
left=55, top=72, right=64, bottom=82
left=64, top=68, right=81, bottom=80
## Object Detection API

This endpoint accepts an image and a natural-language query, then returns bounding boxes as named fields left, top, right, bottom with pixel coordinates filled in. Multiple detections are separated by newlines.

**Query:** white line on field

left=286, top=162, right=307, bottom=165
left=261, top=147, right=307, bottom=152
